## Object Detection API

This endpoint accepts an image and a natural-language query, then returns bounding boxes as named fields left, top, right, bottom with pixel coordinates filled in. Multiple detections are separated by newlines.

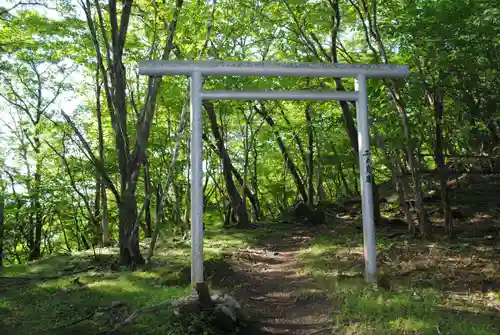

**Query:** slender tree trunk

left=183, top=137, right=191, bottom=231
left=94, top=179, right=101, bottom=235
left=150, top=182, right=163, bottom=254
left=282, top=161, right=288, bottom=210
left=95, top=69, right=110, bottom=247
left=204, top=101, right=250, bottom=228
left=242, top=114, right=250, bottom=216
left=351, top=164, right=359, bottom=196
left=251, top=138, right=261, bottom=220
left=147, top=93, right=189, bottom=262
left=202, top=134, right=259, bottom=217
left=332, top=174, right=341, bottom=197
left=392, top=93, right=429, bottom=236
left=339, top=165, right=352, bottom=197
left=305, top=104, right=315, bottom=206
left=143, top=159, right=152, bottom=238
left=173, top=183, right=182, bottom=229
left=0, top=187, right=4, bottom=269
left=145, top=1, right=215, bottom=259
left=74, top=211, right=82, bottom=251
left=44, top=222, right=52, bottom=255
left=255, top=105, right=308, bottom=203
left=80, top=0, right=185, bottom=265
left=101, top=187, right=110, bottom=246
left=332, top=146, right=353, bottom=197
left=431, top=92, right=452, bottom=236
left=373, top=128, right=412, bottom=228
left=30, top=148, right=43, bottom=260
left=279, top=106, right=308, bottom=177
left=348, top=0, right=427, bottom=234
left=81, top=234, right=90, bottom=250
left=316, top=141, right=325, bottom=203
left=58, top=215, right=72, bottom=253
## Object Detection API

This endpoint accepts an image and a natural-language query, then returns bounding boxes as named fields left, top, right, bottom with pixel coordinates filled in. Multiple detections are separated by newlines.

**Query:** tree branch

left=348, top=0, right=379, bottom=58
left=79, top=0, right=114, bottom=114
left=45, top=138, right=98, bottom=225
left=281, top=0, right=323, bottom=61
left=60, top=111, right=120, bottom=203
left=0, top=1, right=52, bottom=16
left=310, top=32, right=331, bottom=62
left=105, top=300, right=172, bottom=334
left=116, top=0, right=134, bottom=60
left=130, top=0, right=184, bottom=184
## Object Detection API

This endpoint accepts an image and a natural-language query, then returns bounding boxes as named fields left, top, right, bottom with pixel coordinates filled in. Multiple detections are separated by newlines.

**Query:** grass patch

left=298, top=228, right=500, bottom=335
left=0, top=223, right=270, bottom=334
left=1, top=259, right=190, bottom=334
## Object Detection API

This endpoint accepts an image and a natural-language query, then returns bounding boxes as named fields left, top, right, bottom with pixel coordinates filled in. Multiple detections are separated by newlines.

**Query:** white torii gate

left=138, top=60, right=410, bottom=284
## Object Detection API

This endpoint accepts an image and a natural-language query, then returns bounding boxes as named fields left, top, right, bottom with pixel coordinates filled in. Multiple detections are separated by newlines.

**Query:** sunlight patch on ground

left=297, top=232, right=500, bottom=335
left=388, top=317, right=430, bottom=333
left=156, top=248, right=190, bottom=258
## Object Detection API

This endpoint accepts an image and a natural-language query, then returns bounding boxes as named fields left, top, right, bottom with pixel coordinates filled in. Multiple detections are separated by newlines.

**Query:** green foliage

left=0, top=0, right=498, bottom=321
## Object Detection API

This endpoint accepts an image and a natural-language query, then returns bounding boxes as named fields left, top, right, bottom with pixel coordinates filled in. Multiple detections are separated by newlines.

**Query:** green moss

left=298, top=233, right=500, bottom=335
left=0, top=224, right=269, bottom=334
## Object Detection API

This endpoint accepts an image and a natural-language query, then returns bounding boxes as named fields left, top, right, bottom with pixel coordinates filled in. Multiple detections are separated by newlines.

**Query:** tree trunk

left=332, top=146, right=353, bottom=197
left=80, top=0, right=184, bottom=265
left=94, top=177, right=106, bottom=247
left=30, top=149, right=43, bottom=260
left=149, top=182, right=163, bottom=258
left=305, top=104, right=315, bottom=206
left=101, top=187, right=110, bottom=246
left=94, top=178, right=101, bottom=236
left=173, top=183, right=184, bottom=232
left=0, top=187, right=4, bottom=269
left=348, top=0, right=427, bottom=234
left=202, top=134, right=259, bottom=218
left=81, top=233, right=90, bottom=251
left=143, top=159, right=152, bottom=238
left=119, top=191, right=144, bottom=265
left=204, top=101, right=250, bottom=228
left=279, top=106, right=308, bottom=177
left=282, top=161, right=288, bottom=210
left=373, top=127, right=412, bottom=228
left=251, top=136, right=261, bottom=220
left=392, top=92, right=429, bottom=236
left=254, top=105, right=308, bottom=203
left=351, top=164, right=359, bottom=196
left=372, top=182, right=382, bottom=227
left=241, top=114, right=250, bottom=216
left=58, top=215, right=72, bottom=253
left=431, top=92, right=452, bottom=236
left=316, top=141, right=325, bottom=203
left=73, top=211, right=82, bottom=251
left=183, top=137, right=191, bottom=232
left=95, top=68, right=110, bottom=247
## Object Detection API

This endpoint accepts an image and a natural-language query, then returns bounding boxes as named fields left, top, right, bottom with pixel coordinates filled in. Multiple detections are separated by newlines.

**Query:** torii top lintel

left=138, top=60, right=410, bottom=78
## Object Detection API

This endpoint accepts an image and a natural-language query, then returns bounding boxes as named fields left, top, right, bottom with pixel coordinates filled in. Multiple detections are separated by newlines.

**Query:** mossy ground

left=1, top=174, right=499, bottom=334
left=0, top=227, right=269, bottom=335
left=297, top=224, right=500, bottom=335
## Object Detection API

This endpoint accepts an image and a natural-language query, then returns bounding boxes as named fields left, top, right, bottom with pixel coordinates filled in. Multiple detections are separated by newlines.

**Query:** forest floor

left=1, top=173, right=500, bottom=334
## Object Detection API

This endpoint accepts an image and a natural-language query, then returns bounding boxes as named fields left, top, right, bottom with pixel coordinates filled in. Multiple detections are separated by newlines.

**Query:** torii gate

left=138, top=60, right=410, bottom=284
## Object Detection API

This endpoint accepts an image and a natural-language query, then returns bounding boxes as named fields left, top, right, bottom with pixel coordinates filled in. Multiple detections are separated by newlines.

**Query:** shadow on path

left=225, top=223, right=334, bottom=334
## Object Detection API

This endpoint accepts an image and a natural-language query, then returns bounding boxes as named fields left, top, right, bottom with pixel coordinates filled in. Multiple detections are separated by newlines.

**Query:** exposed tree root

left=43, top=301, right=122, bottom=332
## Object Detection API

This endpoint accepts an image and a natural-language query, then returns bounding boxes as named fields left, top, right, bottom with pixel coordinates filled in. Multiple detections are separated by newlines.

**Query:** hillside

left=1, top=172, right=499, bottom=334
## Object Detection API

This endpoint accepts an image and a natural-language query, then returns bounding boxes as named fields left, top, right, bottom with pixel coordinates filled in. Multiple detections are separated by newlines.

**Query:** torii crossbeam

left=138, top=60, right=410, bottom=285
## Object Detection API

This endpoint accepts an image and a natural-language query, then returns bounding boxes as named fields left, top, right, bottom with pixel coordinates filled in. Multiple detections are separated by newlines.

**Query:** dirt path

left=229, top=225, right=333, bottom=334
